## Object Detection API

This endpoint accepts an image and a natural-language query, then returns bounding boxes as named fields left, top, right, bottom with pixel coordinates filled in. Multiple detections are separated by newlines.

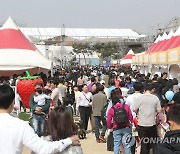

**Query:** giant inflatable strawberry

left=17, top=71, right=44, bottom=108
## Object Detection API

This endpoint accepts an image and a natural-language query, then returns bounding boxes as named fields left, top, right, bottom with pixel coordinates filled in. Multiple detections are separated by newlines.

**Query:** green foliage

left=18, top=112, right=32, bottom=126
left=72, top=42, right=119, bottom=58
left=72, top=43, right=93, bottom=54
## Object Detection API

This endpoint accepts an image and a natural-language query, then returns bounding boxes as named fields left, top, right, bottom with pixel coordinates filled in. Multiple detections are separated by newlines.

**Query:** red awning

left=159, top=36, right=177, bottom=51
left=169, top=36, right=180, bottom=49
left=147, top=42, right=161, bottom=54
left=154, top=40, right=168, bottom=52
left=0, top=29, right=36, bottom=51
left=146, top=43, right=156, bottom=54
left=124, top=54, right=134, bottom=59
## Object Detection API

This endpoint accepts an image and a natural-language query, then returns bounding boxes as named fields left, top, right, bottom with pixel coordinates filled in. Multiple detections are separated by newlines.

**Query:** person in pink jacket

left=107, top=96, right=133, bottom=154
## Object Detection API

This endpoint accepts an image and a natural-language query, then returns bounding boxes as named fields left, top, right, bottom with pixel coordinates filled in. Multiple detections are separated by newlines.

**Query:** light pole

left=51, top=50, right=54, bottom=77
left=79, top=53, right=80, bottom=66
left=64, top=56, right=66, bottom=67
left=45, top=45, right=49, bottom=59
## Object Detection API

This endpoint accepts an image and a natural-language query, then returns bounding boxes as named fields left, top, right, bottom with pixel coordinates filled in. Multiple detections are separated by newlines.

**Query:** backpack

left=112, top=102, right=129, bottom=125
left=101, top=103, right=109, bottom=123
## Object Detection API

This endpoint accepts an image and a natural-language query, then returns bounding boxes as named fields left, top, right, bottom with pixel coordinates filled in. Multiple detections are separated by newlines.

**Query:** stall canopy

left=159, top=30, right=174, bottom=51
left=150, top=33, right=167, bottom=53
left=0, top=17, right=51, bottom=75
left=120, top=49, right=135, bottom=65
left=146, top=35, right=162, bottom=54
left=169, top=26, right=180, bottom=49
left=153, top=33, right=168, bottom=52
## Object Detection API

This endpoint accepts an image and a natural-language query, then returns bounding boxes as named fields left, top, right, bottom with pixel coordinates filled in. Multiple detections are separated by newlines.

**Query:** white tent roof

left=20, top=28, right=146, bottom=40
left=160, top=33, right=168, bottom=41
left=126, top=49, right=134, bottom=55
left=154, top=35, right=162, bottom=43
left=136, top=52, right=145, bottom=55
left=174, top=26, right=180, bottom=36
left=0, top=17, right=51, bottom=73
left=166, top=30, right=174, bottom=39
left=76, top=52, right=99, bottom=59
left=120, top=50, right=135, bottom=65
left=1, top=16, right=18, bottom=30
left=120, top=59, right=132, bottom=65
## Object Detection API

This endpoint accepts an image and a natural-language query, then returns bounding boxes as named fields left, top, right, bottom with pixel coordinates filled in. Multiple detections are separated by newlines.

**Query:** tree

left=72, top=43, right=93, bottom=65
left=72, top=42, right=121, bottom=64
left=92, top=42, right=119, bottom=58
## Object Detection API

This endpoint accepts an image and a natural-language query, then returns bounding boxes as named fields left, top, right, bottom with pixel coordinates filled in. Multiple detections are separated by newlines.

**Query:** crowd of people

left=0, top=65, right=180, bottom=154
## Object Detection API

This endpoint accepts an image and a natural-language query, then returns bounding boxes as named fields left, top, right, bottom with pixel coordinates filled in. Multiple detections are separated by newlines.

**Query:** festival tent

left=158, top=30, right=174, bottom=51
left=155, top=31, right=175, bottom=65
left=21, top=27, right=146, bottom=40
left=168, top=26, right=180, bottom=49
left=146, top=35, right=162, bottom=54
left=120, top=49, right=135, bottom=65
left=166, top=27, right=180, bottom=81
left=154, top=33, right=168, bottom=52
left=0, top=17, right=51, bottom=76
left=75, top=52, right=99, bottom=66
left=150, top=33, right=168, bottom=53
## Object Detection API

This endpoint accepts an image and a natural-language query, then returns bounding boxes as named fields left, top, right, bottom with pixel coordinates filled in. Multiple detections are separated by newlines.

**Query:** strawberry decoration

left=17, top=71, right=44, bottom=108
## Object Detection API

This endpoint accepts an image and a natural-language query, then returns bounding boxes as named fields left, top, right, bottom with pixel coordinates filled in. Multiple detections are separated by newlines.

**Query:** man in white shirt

left=126, top=82, right=143, bottom=118
left=0, top=84, right=79, bottom=154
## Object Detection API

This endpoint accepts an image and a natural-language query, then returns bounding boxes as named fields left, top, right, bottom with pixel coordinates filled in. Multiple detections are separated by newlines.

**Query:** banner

left=132, top=56, right=136, bottom=64
left=144, top=54, right=149, bottom=64
left=168, top=47, right=180, bottom=64
left=157, top=51, right=167, bottom=64
left=135, top=55, right=139, bottom=64
left=150, top=52, right=157, bottom=64
left=139, top=54, right=144, bottom=64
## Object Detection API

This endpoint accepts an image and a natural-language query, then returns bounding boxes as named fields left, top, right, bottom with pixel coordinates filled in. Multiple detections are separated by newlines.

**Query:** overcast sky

left=0, top=0, right=180, bottom=34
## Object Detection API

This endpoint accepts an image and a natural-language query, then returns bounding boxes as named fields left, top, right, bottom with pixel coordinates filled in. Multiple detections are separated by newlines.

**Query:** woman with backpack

left=107, top=92, right=133, bottom=154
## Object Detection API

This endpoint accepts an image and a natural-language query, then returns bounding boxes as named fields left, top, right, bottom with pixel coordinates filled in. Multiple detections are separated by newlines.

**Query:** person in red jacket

left=107, top=96, right=133, bottom=154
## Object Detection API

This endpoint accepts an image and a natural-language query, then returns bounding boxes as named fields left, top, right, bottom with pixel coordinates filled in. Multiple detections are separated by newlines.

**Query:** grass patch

left=18, top=112, right=32, bottom=126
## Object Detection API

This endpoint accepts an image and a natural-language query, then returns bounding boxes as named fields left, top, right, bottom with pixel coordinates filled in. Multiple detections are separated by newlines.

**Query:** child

left=34, top=88, right=50, bottom=115
left=44, top=89, right=55, bottom=115
left=157, top=105, right=169, bottom=140
left=44, top=80, right=52, bottom=90
left=73, top=85, right=80, bottom=116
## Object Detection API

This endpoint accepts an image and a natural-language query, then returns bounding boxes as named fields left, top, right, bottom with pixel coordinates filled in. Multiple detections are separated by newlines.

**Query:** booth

left=0, top=17, right=51, bottom=76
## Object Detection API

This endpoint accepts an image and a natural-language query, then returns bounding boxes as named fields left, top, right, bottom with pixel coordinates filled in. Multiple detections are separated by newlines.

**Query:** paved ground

left=23, top=131, right=113, bottom=154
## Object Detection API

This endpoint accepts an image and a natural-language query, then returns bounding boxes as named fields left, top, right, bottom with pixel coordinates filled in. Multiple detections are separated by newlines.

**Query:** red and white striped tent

left=120, top=49, right=135, bottom=65
left=0, top=17, right=51, bottom=76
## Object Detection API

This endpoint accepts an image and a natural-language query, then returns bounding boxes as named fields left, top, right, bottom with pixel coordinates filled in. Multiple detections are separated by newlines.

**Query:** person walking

left=107, top=96, right=133, bottom=154
left=77, top=84, right=93, bottom=131
left=92, top=85, right=107, bottom=143
left=58, top=78, right=67, bottom=104
left=51, top=79, right=61, bottom=106
left=132, top=84, right=162, bottom=154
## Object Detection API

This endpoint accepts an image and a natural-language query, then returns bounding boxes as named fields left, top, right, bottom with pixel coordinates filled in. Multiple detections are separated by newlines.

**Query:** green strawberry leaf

left=19, top=71, right=40, bottom=80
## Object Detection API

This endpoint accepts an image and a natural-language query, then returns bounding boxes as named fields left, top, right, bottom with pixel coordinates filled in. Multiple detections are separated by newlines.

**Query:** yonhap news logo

left=139, top=137, right=180, bottom=144
left=123, top=135, right=180, bottom=145
left=123, top=134, right=136, bottom=146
